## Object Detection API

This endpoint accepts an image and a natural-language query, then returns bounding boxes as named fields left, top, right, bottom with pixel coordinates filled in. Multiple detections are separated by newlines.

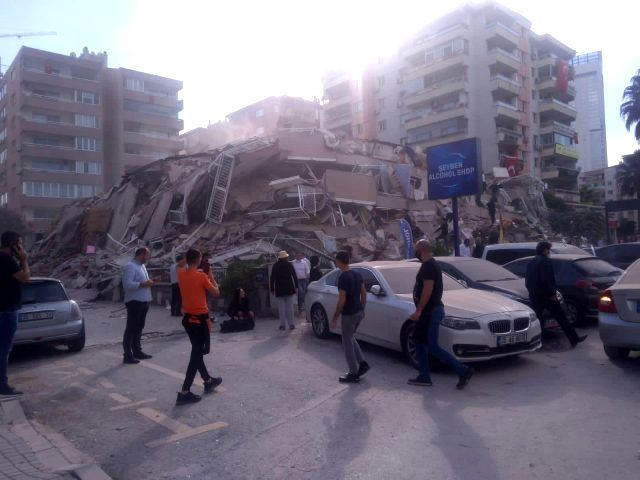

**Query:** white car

left=306, top=261, right=542, bottom=367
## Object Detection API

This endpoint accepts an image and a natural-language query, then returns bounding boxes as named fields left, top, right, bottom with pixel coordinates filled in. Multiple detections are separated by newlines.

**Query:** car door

left=350, top=267, right=400, bottom=347
left=318, top=270, right=341, bottom=333
left=503, top=258, right=530, bottom=278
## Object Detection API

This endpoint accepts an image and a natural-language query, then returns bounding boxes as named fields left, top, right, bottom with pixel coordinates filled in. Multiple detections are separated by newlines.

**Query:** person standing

left=170, top=254, right=186, bottom=317
left=409, top=240, right=474, bottom=389
left=121, top=247, right=154, bottom=364
left=309, top=255, right=323, bottom=282
left=270, top=251, right=298, bottom=331
left=292, top=252, right=310, bottom=315
left=0, top=231, right=30, bottom=396
left=177, top=248, right=222, bottom=405
left=198, top=252, right=217, bottom=323
left=459, top=238, right=472, bottom=257
left=525, top=241, right=587, bottom=348
left=330, top=251, right=369, bottom=384
left=472, top=237, right=485, bottom=258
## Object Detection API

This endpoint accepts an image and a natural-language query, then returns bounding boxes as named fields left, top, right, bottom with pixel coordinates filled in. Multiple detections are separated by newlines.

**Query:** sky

left=1, top=0, right=639, bottom=166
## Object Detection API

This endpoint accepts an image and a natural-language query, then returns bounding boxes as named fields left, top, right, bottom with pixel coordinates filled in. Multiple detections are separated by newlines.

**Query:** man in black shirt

left=525, top=241, right=587, bottom=347
left=330, top=251, right=369, bottom=384
left=409, top=240, right=473, bottom=389
left=0, top=231, right=31, bottom=396
left=309, top=256, right=323, bottom=283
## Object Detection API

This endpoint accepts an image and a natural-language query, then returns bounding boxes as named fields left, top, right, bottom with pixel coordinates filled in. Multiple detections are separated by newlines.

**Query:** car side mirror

left=370, top=285, right=385, bottom=297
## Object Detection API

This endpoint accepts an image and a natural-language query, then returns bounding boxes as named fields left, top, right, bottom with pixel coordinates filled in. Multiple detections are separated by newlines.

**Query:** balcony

left=323, top=112, right=352, bottom=130
left=541, top=143, right=579, bottom=161
left=536, top=76, right=576, bottom=102
left=21, top=68, right=100, bottom=92
left=323, top=71, right=349, bottom=90
left=21, top=90, right=102, bottom=115
left=538, top=98, right=577, bottom=123
left=534, top=52, right=562, bottom=69
left=404, top=76, right=467, bottom=108
left=19, top=117, right=103, bottom=139
left=122, top=89, right=183, bottom=111
left=123, top=131, right=183, bottom=151
left=21, top=143, right=102, bottom=161
left=497, top=127, right=522, bottom=146
left=494, top=101, right=521, bottom=124
left=402, top=104, right=468, bottom=130
left=539, top=120, right=575, bottom=138
left=542, top=166, right=579, bottom=181
left=323, top=94, right=351, bottom=112
left=408, top=128, right=469, bottom=148
left=405, top=52, right=469, bottom=82
left=403, top=23, right=469, bottom=58
left=122, top=110, right=184, bottom=131
left=487, top=47, right=521, bottom=74
left=490, top=74, right=521, bottom=97
left=485, top=21, right=520, bottom=49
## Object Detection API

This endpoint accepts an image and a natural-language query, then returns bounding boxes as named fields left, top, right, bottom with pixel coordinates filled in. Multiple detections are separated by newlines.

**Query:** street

left=6, top=304, right=640, bottom=480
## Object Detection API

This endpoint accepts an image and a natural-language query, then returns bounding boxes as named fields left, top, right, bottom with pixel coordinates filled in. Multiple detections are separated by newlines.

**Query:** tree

left=621, top=69, right=640, bottom=142
left=0, top=208, right=27, bottom=237
left=579, top=185, right=597, bottom=204
left=617, top=218, right=636, bottom=237
left=549, top=209, right=605, bottom=244
left=543, top=191, right=566, bottom=211
left=618, top=150, right=640, bottom=198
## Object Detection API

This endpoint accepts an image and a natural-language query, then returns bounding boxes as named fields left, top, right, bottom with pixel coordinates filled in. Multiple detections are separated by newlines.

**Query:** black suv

left=595, top=243, right=640, bottom=270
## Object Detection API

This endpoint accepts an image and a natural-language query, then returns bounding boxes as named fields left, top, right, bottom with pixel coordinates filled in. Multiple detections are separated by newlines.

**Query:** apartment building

left=225, top=95, right=319, bottom=138
left=571, top=51, right=608, bottom=172
left=320, top=2, right=580, bottom=196
left=0, top=46, right=183, bottom=233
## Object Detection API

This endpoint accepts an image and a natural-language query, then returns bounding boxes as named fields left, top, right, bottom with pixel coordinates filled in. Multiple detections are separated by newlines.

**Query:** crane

left=0, top=32, right=57, bottom=39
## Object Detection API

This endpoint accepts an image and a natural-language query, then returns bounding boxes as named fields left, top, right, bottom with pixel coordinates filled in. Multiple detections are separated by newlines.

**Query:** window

left=0, top=84, right=6, bottom=101
left=351, top=268, right=380, bottom=292
left=75, top=90, right=99, bottom=105
left=377, top=76, right=385, bottom=88
left=255, top=108, right=264, bottom=118
left=0, top=192, right=7, bottom=207
left=0, top=107, right=5, bottom=121
left=533, top=112, right=538, bottom=123
left=377, top=120, right=387, bottom=132
left=75, top=114, right=98, bottom=128
left=22, top=181, right=101, bottom=198
left=0, top=128, right=6, bottom=143
left=33, top=137, right=60, bottom=147
left=75, top=161, right=101, bottom=174
left=531, top=90, right=536, bottom=99
left=354, top=102, right=363, bottom=113
left=28, top=159, right=74, bottom=172
left=377, top=98, right=385, bottom=112
left=0, top=149, right=6, bottom=164
left=33, top=113, right=61, bottom=124
left=75, top=137, right=100, bottom=151
left=124, top=77, right=145, bottom=92
left=325, top=270, right=340, bottom=287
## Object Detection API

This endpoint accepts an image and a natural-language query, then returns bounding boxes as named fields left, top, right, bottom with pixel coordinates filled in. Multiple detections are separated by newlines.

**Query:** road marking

left=102, top=351, right=226, bottom=392
left=109, top=393, right=131, bottom=404
left=77, top=367, right=96, bottom=375
left=98, top=379, right=115, bottom=389
left=137, top=407, right=191, bottom=434
left=146, top=421, right=228, bottom=448
left=110, top=398, right=156, bottom=411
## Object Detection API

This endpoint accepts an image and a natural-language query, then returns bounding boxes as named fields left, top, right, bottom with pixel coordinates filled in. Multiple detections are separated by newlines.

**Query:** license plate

left=20, top=311, right=54, bottom=322
left=497, top=332, right=527, bottom=346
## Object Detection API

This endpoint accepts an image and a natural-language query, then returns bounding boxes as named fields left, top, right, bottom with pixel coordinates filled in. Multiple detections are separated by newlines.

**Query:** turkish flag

left=555, top=59, right=569, bottom=94
left=503, top=156, right=519, bottom=177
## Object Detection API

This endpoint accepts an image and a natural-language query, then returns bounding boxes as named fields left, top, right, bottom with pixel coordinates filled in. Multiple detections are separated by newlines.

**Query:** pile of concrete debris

left=31, top=129, right=550, bottom=298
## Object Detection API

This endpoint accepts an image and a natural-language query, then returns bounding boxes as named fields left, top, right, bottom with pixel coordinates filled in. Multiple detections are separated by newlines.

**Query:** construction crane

left=0, top=31, right=57, bottom=39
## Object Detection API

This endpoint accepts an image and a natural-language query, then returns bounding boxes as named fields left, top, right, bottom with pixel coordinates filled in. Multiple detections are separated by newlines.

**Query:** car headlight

left=529, top=312, right=539, bottom=323
left=441, top=316, right=481, bottom=330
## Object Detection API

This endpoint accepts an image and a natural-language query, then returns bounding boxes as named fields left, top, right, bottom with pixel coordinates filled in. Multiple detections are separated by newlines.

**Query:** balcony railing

left=23, top=67, right=100, bottom=83
left=539, top=98, right=577, bottom=113
left=401, top=103, right=467, bottom=125
left=490, top=73, right=521, bottom=87
left=488, top=47, right=521, bottom=63
left=408, top=127, right=468, bottom=145
left=494, top=100, right=519, bottom=111
left=405, top=76, right=467, bottom=99
left=406, top=50, right=469, bottom=75
left=485, top=20, right=520, bottom=37
left=412, top=22, right=469, bottom=47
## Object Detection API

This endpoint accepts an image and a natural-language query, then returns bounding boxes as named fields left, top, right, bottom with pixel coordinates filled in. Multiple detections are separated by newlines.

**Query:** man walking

left=525, top=241, right=587, bottom=348
left=330, top=251, right=370, bottom=384
left=176, top=248, right=222, bottom=405
left=0, top=231, right=30, bottom=396
left=122, top=247, right=154, bottom=364
left=270, top=251, right=298, bottom=331
left=409, top=240, right=474, bottom=389
left=170, top=254, right=186, bottom=317
left=292, top=251, right=310, bottom=316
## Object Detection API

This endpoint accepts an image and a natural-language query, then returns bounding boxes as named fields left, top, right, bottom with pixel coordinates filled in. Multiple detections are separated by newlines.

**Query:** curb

left=1, top=398, right=112, bottom=480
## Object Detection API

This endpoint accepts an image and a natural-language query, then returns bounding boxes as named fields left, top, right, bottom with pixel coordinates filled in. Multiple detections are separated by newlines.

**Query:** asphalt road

left=7, top=305, right=640, bottom=480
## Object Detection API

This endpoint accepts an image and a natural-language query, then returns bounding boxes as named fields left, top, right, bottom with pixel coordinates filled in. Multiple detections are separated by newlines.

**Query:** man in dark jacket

left=309, top=256, right=323, bottom=282
left=270, top=251, right=298, bottom=331
left=525, top=241, right=587, bottom=347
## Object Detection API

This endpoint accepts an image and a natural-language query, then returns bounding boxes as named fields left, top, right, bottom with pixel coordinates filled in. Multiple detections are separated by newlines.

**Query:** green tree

left=543, top=191, right=567, bottom=211
left=621, top=69, right=640, bottom=142
left=549, top=209, right=605, bottom=244
left=579, top=185, right=597, bottom=204
left=617, top=218, right=636, bottom=237
left=618, top=150, right=640, bottom=198
left=0, top=208, right=27, bottom=237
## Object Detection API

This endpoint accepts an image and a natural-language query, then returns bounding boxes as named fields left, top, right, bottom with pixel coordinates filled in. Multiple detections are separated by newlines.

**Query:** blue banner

left=427, top=138, right=481, bottom=200
left=399, top=219, right=414, bottom=259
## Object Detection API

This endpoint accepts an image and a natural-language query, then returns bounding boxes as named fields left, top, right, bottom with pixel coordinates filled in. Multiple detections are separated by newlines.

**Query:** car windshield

left=22, top=282, right=68, bottom=305
left=453, top=259, right=519, bottom=282
left=573, top=259, right=621, bottom=278
left=381, top=267, right=465, bottom=294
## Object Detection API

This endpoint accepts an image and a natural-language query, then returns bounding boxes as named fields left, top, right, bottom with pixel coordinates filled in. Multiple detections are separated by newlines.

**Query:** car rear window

left=553, top=245, right=589, bottom=255
left=573, top=259, right=621, bottom=278
left=453, top=259, right=519, bottom=282
left=22, top=281, right=68, bottom=304
left=486, top=249, right=534, bottom=265
left=380, top=267, right=465, bottom=294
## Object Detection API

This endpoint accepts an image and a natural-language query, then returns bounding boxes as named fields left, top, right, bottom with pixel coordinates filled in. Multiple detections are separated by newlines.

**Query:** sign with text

left=426, top=138, right=481, bottom=200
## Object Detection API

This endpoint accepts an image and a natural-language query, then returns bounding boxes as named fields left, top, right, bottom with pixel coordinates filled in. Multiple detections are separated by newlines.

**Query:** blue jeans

left=415, top=305, right=468, bottom=381
left=0, top=311, right=18, bottom=388
left=297, top=279, right=309, bottom=311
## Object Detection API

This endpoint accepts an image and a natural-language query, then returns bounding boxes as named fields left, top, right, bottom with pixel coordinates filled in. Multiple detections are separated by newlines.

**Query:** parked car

left=306, top=261, right=542, bottom=368
left=502, top=255, right=622, bottom=323
left=598, top=258, right=640, bottom=360
left=595, top=243, right=640, bottom=270
left=14, top=278, right=86, bottom=352
left=482, top=242, right=588, bottom=266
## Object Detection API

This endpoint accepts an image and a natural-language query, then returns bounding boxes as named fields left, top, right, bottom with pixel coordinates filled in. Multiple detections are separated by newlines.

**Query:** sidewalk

left=0, top=397, right=110, bottom=480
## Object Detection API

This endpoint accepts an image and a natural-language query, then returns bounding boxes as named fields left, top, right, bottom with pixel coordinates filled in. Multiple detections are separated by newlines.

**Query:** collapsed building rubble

left=31, top=129, right=552, bottom=299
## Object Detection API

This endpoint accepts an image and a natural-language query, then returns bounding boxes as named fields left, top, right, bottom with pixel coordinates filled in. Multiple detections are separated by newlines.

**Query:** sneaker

left=123, top=356, right=140, bottom=365
left=279, top=326, right=285, bottom=331
left=289, top=325, right=295, bottom=330
left=204, top=377, right=222, bottom=394
left=571, top=335, right=588, bottom=348
left=176, top=391, right=201, bottom=406
left=456, top=367, right=474, bottom=390
left=357, top=361, right=371, bottom=377
left=0, top=385, right=23, bottom=396
left=407, top=376, right=433, bottom=387
left=133, top=352, right=153, bottom=360
left=339, top=373, right=360, bottom=384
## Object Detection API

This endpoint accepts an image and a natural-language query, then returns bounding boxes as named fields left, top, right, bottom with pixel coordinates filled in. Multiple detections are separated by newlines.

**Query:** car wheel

left=310, top=305, right=330, bottom=339
left=67, top=325, right=86, bottom=353
left=401, top=322, right=419, bottom=369
left=564, top=301, right=583, bottom=325
left=603, top=346, right=630, bottom=360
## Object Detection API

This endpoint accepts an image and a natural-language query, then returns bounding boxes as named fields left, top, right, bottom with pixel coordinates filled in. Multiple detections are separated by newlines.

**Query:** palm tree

left=618, top=150, right=640, bottom=198
left=621, top=70, right=640, bottom=142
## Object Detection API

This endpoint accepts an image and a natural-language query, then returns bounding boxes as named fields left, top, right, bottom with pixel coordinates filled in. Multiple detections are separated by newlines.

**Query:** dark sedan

left=595, top=243, right=640, bottom=270
left=503, top=254, right=622, bottom=324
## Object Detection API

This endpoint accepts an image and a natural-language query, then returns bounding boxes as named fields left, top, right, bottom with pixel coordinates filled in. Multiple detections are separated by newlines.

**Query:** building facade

left=0, top=46, right=183, bottom=233
left=320, top=2, right=580, bottom=195
left=571, top=51, right=608, bottom=172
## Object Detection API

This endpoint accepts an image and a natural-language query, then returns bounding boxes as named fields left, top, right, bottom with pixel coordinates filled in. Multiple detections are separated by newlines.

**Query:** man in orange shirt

left=176, top=248, right=222, bottom=405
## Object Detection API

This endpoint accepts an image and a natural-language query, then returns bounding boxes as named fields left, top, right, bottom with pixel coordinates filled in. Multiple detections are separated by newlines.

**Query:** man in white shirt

left=292, top=252, right=310, bottom=315
left=459, top=238, right=472, bottom=257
